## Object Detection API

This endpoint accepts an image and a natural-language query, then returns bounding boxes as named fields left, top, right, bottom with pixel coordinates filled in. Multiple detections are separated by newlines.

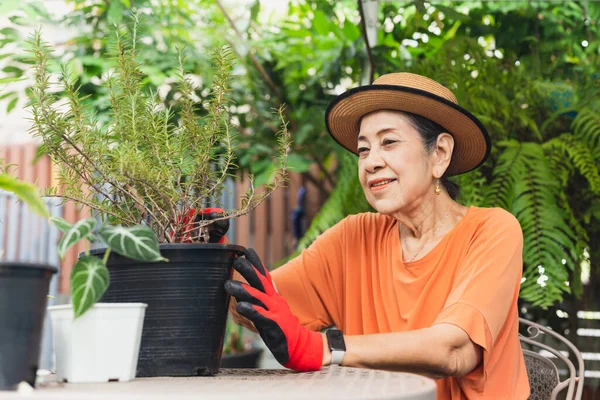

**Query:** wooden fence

left=0, top=142, right=322, bottom=294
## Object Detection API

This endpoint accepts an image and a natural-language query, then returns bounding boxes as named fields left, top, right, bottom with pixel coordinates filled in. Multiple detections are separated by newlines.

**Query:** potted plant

left=27, top=16, right=290, bottom=378
left=47, top=216, right=164, bottom=383
left=0, top=172, right=56, bottom=391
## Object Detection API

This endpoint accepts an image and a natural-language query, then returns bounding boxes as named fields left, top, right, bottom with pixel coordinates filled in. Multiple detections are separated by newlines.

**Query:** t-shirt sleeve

left=270, top=217, right=348, bottom=332
left=433, top=208, right=524, bottom=390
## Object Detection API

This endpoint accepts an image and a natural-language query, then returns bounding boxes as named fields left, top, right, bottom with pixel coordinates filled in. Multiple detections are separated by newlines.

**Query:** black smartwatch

left=326, top=328, right=346, bottom=365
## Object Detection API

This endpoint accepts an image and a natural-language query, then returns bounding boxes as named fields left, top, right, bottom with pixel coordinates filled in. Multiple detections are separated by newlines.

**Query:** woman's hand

left=224, top=248, right=324, bottom=372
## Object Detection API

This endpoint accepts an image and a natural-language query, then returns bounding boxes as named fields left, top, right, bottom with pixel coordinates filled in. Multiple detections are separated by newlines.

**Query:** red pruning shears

left=173, top=207, right=229, bottom=243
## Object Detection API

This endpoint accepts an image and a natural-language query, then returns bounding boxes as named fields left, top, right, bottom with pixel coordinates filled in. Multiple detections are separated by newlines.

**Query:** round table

left=6, top=367, right=437, bottom=400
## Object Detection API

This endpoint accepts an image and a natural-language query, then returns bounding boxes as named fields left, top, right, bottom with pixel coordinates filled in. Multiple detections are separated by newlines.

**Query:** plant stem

left=357, top=0, right=375, bottom=84
left=103, top=247, right=112, bottom=264
left=36, top=115, right=136, bottom=220
left=43, top=193, right=137, bottom=225
left=39, top=112, right=159, bottom=225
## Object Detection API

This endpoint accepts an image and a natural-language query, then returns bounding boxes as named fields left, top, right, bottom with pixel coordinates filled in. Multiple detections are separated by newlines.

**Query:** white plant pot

left=48, top=303, right=147, bottom=383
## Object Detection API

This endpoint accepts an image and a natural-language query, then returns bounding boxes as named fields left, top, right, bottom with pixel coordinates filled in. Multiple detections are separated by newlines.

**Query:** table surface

left=4, top=367, right=437, bottom=400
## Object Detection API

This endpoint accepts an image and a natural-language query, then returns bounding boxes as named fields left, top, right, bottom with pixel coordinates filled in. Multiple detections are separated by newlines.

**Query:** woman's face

left=357, top=110, right=434, bottom=215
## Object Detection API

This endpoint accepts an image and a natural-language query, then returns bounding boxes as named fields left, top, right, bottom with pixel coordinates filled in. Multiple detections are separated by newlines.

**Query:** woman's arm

left=226, top=248, right=483, bottom=375
left=321, top=323, right=483, bottom=379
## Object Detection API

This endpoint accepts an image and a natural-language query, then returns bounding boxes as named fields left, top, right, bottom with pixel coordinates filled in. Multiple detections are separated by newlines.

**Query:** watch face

left=327, top=329, right=346, bottom=351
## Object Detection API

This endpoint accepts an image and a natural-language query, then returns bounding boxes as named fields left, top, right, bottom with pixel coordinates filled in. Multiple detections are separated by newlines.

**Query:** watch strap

left=326, top=328, right=346, bottom=365
left=330, top=349, right=345, bottom=365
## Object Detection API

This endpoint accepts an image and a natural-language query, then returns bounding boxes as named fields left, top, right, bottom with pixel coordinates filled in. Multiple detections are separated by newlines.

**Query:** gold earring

left=434, top=179, right=441, bottom=195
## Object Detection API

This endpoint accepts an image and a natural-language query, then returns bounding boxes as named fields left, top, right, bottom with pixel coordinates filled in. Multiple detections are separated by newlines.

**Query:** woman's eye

left=382, top=139, right=397, bottom=146
left=357, top=147, right=369, bottom=155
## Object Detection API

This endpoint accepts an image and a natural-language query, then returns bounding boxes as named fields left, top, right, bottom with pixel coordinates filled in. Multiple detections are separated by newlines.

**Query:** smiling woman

left=356, top=110, right=457, bottom=216
left=225, top=72, right=531, bottom=400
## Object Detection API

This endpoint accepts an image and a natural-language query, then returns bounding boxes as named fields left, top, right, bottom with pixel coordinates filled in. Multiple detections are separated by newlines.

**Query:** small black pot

left=0, top=262, right=57, bottom=391
left=92, top=243, right=244, bottom=377
left=220, top=348, right=264, bottom=369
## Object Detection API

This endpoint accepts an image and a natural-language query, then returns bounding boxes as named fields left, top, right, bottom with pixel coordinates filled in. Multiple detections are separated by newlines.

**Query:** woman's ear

left=432, top=133, right=454, bottom=178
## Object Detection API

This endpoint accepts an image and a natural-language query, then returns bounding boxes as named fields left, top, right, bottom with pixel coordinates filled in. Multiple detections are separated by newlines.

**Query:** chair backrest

left=523, top=349, right=560, bottom=400
left=519, top=318, right=585, bottom=400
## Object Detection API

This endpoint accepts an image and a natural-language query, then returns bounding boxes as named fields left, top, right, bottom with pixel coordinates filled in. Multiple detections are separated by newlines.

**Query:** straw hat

left=325, top=72, right=491, bottom=176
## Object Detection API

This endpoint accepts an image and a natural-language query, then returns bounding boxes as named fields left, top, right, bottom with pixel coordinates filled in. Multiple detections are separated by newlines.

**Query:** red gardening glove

left=172, top=207, right=229, bottom=243
left=224, top=248, right=323, bottom=372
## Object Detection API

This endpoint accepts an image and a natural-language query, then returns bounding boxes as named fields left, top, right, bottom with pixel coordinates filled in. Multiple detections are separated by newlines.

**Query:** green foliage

left=50, top=216, right=164, bottom=318
left=2, top=0, right=597, bottom=309
left=495, top=141, right=579, bottom=307
left=572, top=108, right=600, bottom=160
left=97, top=225, right=166, bottom=262
left=544, top=132, right=600, bottom=194
left=291, top=2, right=599, bottom=308
left=223, top=0, right=362, bottom=197
left=27, top=19, right=290, bottom=243
left=56, top=218, right=97, bottom=258
left=0, top=1, right=49, bottom=112
left=70, top=256, right=109, bottom=319
left=482, top=141, right=523, bottom=211
left=0, top=173, right=49, bottom=218
left=452, top=168, right=486, bottom=206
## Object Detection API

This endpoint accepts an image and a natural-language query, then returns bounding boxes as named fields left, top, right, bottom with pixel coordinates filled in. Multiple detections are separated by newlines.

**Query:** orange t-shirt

left=271, top=206, right=530, bottom=399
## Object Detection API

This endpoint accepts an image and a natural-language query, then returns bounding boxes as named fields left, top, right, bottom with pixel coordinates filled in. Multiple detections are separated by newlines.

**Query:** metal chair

left=519, top=318, right=585, bottom=400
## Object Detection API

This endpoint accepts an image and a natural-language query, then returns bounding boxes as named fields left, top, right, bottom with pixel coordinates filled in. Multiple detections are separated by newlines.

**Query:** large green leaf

left=0, top=76, right=25, bottom=84
left=0, top=173, right=49, bottom=217
left=57, top=218, right=97, bottom=258
left=98, top=225, right=166, bottom=262
left=51, top=216, right=99, bottom=242
left=70, top=256, right=109, bottom=319
left=49, top=216, right=72, bottom=233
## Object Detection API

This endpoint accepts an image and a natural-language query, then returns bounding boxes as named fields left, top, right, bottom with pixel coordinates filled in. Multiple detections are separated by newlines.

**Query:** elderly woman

left=223, top=73, right=530, bottom=399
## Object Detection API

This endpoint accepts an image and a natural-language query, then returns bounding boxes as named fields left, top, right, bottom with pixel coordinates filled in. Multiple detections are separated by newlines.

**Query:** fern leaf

left=510, top=142, right=578, bottom=308
left=572, top=107, right=600, bottom=152
left=543, top=133, right=600, bottom=194
left=483, top=139, right=524, bottom=209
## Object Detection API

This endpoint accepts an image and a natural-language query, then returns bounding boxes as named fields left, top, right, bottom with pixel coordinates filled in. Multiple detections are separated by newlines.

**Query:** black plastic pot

left=0, top=262, right=57, bottom=391
left=92, top=243, right=244, bottom=377
left=220, top=348, right=264, bottom=369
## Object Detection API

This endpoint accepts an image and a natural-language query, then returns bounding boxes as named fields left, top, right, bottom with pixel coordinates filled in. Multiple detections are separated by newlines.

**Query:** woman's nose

left=364, top=148, right=385, bottom=172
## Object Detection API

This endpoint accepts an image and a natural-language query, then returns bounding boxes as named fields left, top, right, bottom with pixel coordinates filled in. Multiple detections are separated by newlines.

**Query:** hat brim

left=325, top=85, right=491, bottom=176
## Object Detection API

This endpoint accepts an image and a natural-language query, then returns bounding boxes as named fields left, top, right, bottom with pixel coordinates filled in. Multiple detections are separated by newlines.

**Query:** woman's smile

left=369, top=178, right=397, bottom=192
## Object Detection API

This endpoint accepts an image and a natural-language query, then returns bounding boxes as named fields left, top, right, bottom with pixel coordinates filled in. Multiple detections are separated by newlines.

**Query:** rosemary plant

left=27, top=19, right=290, bottom=244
